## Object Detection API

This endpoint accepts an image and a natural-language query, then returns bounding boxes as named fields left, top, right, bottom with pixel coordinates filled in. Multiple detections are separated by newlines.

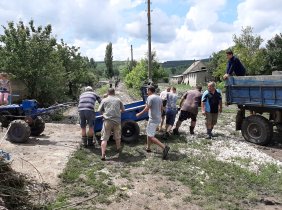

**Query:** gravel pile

left=209, top=140, right=282, bottom=173
left=174, top=110, right=282, bottom=173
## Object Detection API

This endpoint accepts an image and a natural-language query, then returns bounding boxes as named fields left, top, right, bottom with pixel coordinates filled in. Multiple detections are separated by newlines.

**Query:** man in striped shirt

left=78, top=86, right=101, bottom=147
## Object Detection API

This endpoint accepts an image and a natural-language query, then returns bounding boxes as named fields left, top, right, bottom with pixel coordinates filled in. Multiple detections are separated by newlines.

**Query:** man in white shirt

left=159, top=86, right=171, bottom=131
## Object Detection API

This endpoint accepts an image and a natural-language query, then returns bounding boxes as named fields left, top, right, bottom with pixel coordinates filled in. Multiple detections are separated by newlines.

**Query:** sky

left=0, top=0, right=281, bottom=62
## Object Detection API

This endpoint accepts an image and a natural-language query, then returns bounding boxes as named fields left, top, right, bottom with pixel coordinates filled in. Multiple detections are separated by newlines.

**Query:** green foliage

left=124, top=59, right=147, bottom=89
left=233, top=26, right=265, bottom=75
left=0, top=20, right=66, bottom=104
left=104, top=42, right=113, bottom=79
left=0, top=20, right=99, bottom=104
left=124, top=52, right=168, bottom=90
left=208, top=50, right=226, bottom=80
left=265, top=33, right=282, bottom=73
left=210, top=26, right=267, bottom=80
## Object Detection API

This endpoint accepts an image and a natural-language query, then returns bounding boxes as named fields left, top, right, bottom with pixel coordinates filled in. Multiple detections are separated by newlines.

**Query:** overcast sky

left=0, top=0, right=281, bottom=62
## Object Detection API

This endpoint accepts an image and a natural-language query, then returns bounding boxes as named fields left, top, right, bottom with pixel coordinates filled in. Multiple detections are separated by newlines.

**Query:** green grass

left=47, top=103, right=282, bottom=210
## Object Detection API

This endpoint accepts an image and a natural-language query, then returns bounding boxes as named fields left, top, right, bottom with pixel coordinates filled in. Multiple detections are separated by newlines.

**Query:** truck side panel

left=226, top=76, right=282, bottom=108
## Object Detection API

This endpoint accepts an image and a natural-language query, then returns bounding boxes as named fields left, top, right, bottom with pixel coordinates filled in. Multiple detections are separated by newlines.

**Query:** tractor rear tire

left=30, top=116, right=45, bottom=136
left=241, top=115, right=273, bottom=145
left=121, top=120, right=140, bottom=143
left=7, top=120, right=31, bottom=143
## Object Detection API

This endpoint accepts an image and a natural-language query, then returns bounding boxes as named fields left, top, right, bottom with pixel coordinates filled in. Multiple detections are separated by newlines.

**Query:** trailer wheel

left=30, top=116, right=45, bottom=136
left=7, top=120, right=31, bottom=143
left=241, top=115, right=273, bottom=145
left=121, top=120, right=140, bottom=143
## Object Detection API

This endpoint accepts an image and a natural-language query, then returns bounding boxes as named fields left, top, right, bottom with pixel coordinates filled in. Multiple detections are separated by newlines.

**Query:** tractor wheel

left=0, top=111, right=12, bottom=128
left=241, top=115, right=273, bottom=145
left=30, top=116, right=45, bottom=136
left=121, top=120, right=140, bottom=143
left=7, top=120, right=31, bottom=143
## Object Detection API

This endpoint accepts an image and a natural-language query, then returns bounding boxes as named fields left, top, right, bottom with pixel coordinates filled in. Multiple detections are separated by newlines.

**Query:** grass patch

left=48, top=130, right=282, bottom=210
left=47, top=149, right=117, bottom=209
left=144, top=150, right=282, bottom=210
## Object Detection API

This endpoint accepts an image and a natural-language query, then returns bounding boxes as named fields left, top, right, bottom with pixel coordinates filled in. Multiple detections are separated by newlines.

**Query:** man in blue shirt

left=201, top=82, right=222, bottom=139
left=223, top=49, right=246, bottom=80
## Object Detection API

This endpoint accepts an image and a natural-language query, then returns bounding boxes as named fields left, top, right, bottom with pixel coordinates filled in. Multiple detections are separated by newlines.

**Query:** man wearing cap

left=78, top=86, right=102, bottom=147
left=223, top=49, right=246, bottom=80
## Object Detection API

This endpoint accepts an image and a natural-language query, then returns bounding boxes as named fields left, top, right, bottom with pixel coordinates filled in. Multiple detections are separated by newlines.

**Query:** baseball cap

left=85, top=86, right=93, bottom=91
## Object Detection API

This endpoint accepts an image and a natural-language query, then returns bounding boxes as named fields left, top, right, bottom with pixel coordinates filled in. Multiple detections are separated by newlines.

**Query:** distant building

left=170, top=75, right=183, bottom=84
left=272, top=71, right=282, bottom=75
left=182, top=60, right=211, bottom=87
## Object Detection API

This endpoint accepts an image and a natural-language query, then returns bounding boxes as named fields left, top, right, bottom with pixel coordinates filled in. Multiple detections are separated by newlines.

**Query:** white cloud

left=235, top=0, right=282, bottom=43
left=185, top=0, right=226, bottom=30
left=0, top=0, right=282, bottom=62
left=125, top=9, right=180, bottom=43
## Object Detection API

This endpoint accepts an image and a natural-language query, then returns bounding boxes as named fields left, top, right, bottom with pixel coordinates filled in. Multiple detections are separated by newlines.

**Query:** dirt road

left=0, top=123, right=81, bottom=187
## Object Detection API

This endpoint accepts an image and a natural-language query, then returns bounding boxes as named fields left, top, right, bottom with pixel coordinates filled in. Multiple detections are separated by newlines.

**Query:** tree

left=233, top=26, right=265, bottom=75
left=170, top=67, right=176, bottom=75
left=124, top=51, right=168, bottom=90
left=104, top=42, right=113, bottom=79
left=0, top=20, right=66, bottom=104
left=264, top=33, right=282, bottom=73
left=208, top=50, right=227, bottom=80
left=56, top=40, right=95, bottom=99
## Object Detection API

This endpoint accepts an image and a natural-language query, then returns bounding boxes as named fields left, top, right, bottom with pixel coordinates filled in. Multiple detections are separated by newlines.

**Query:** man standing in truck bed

left=223, top=49, right=246, bottom=80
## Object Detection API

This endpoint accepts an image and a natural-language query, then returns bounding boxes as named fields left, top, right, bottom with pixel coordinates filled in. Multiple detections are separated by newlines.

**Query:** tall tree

left=233, top=26, right=265, bottom=75
left=265, top=33, right=282, bottom=73
left=104, top=42, right=113, bottom=79
left=56, top=40, right=94, bottom=99
left=125, top=51, right=168, bottom=89
left=0, top=20, right=66, bottom=104
left=208, top=50, right=227, bottom=80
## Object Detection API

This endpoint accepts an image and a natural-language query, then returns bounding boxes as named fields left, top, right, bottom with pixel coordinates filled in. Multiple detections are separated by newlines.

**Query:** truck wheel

left=0, top=111, right=11, bottom=128
left=241, top=115, right=273, bottom=145
left=7, top=120, right=31, bottom=143
left=30, top=116, right=45, bottom=136
left=121, top=120, right=140, bottom=143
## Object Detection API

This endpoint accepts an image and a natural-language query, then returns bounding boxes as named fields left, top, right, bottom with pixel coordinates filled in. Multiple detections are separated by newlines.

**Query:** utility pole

left=147, top=0, right=152, bottom=82
left=130, top=44, right=134, bottom=70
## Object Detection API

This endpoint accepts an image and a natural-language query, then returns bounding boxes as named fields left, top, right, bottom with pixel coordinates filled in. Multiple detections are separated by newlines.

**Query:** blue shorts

left=166, top=109, right=178, bottom=126
left=79, top=110, right=95, bottom=128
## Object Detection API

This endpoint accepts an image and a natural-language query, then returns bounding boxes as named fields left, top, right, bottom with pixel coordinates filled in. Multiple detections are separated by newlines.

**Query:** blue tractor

left=0, top=100, right=70, bottom=143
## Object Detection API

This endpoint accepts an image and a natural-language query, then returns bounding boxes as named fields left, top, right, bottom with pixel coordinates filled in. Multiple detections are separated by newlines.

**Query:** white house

left=169, top=75, right=183, bottom=84
left=182, top=60, right=210, bottom=87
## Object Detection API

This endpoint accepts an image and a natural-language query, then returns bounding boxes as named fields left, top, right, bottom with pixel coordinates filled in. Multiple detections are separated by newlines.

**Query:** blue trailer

left=94, top=85, right=151, bottom=143
left=226, top=75, right=282, bottom=145
left=94, top=100, right=148, bottom=143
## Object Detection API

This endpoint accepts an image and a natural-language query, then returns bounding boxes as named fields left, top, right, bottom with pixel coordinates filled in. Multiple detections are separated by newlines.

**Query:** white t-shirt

left=160, top=90, right=168, bottom=100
